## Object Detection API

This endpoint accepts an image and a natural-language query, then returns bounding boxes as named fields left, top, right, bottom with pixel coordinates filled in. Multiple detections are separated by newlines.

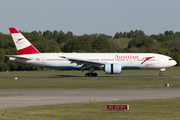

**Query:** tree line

left=0, top=29, right=179, bottom=71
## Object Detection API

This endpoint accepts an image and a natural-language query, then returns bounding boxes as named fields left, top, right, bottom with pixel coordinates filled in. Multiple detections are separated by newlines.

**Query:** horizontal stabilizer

left=5, top=55, right=32, bottom=60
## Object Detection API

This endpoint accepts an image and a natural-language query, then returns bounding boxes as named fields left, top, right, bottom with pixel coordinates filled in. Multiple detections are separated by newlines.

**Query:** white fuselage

left=7, top=28, right=177, bottom=76
left=10, top=53, right=177, bottom=70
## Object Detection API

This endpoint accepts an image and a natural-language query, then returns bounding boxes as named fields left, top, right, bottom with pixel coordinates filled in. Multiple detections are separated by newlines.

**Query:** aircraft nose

left=169, top=60, right=177, bottom=67
left=174, top=60, right=177, bottom=66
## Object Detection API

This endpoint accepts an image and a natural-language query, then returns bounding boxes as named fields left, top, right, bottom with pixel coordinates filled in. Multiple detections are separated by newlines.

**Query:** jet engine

left=104, top=63, right=122, bottom=74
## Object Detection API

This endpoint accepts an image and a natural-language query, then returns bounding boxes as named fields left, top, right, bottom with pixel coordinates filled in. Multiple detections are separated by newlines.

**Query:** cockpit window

left=169, top=58, right=174, bottom=60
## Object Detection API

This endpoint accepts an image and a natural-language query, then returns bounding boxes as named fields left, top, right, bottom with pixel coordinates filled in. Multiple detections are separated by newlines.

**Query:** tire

left=94, top=73, right=97, bottom=77
left=159, top=73, right=162, bottom=77
left=85, top=73, right=97, bottom=77
left=85, top=73, right=89, bottom=77
left=89, top=73, right=92, bottom=77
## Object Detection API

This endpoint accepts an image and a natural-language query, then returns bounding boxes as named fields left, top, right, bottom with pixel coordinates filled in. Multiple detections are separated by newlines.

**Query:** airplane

left=6, top=28, right=177, bottom=77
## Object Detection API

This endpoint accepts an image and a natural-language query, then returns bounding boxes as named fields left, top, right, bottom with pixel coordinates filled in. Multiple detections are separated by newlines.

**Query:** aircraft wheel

left=85, top=73, right=98, bottom=77
left=159, top=73, right=162, bottom=77
left=91, top=73, right=97, bottom=77
left=93, top=73, right=97, bottom=77
left=85, top=73, right=90, bottom=77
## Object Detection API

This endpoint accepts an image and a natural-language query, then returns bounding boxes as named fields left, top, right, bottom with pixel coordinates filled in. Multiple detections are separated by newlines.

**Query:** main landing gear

left=84, top=66, right=98, bottom=77
left=85, top=73, right=98, bottom=77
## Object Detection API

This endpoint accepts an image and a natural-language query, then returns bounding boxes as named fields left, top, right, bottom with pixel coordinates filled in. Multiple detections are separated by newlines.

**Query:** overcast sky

left=1, top=0, right=180, bottom=36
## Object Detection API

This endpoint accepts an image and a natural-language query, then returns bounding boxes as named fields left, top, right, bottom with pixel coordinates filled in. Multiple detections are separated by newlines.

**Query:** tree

left=158, top=49, right=171, bottom=56
left=123, top=32, right=127, bottom=38
left=134, top=30, right=145, bottom=37
left=157, top=33, right=168, bottom=42
left=43, top=30, right=53, bottom=40
left=164, top=31, right=169, bottom=36
left=119, top=32, right=123, bottom=38
left=7, top=61, right=18, bottom=71
left=53, top=30, right=59, bottom=40
left=129, top=30, right=134, bottom=38
left=56, top=30, right=65, bottom=44
left=114, top=32, right=119, bottom=39
left=164, top=30, right=174, bottom=36
left=128, top=36, right=155, bottom=48
left=0, top=49, right=5, bottom=64
left=0, top=63, right=9, bottom=71
left=92, top=35, right=111, bottom=52
left=38, top=31, right=42, bottom=36
left=63, top=38, right=92, bottom=52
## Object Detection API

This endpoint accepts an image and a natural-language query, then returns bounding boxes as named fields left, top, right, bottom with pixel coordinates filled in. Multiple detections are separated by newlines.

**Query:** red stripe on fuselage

left=17, top=45, right=40, bottom=55
left=9, top=28, right=19, bottom=34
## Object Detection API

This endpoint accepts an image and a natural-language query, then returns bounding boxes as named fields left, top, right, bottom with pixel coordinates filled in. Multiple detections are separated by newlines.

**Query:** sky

left=1, top=0, right=180, bottom=36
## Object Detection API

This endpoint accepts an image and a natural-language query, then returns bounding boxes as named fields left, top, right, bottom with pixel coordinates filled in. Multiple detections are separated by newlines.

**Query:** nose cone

left=174, top=60, right=177, bottom=66
left=169, top=60, right=177, bottom=67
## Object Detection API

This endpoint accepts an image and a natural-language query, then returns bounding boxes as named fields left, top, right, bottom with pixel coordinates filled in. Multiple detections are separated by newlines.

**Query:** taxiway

left=0, top=88, right=180, bottom=109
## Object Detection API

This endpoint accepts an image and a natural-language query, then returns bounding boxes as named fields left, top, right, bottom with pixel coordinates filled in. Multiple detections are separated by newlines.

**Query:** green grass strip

left=0, top=94, right=19, bottom=97
left=0, top=66, right=180, bottom=76
left=0, top=77, right=180, bottom=89
left=0, top=98, right=180, bottom=120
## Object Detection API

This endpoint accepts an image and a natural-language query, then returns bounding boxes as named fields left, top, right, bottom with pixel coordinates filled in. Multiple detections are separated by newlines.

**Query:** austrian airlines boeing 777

left=6, top=28, right=177, bottom=77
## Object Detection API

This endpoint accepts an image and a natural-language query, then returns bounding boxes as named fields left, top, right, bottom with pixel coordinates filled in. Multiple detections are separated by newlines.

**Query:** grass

left=0, top=66, right=179, bottom=89
left=0, top=77, right=180, bottom=89
left=0, top=67, right=179, bottom=119
left=0, top=98, right=180, bottom=120
left=1, top=66, right=180, bottom=76
left=0, top=94, right=19, bottom=97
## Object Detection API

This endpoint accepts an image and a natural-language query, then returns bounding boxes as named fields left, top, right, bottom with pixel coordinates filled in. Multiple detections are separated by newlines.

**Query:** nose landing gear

left=159, top=68, right=165, bottom=77
left=159, top=72, right=162, bottom=77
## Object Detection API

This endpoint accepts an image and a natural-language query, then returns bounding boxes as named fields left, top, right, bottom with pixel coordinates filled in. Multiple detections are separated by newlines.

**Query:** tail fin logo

left=16, top=38, right=23, bottom=43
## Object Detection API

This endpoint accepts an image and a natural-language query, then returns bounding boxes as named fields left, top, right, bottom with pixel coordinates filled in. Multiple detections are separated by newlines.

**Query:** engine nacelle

left=104, top=63, right=122, bottom=74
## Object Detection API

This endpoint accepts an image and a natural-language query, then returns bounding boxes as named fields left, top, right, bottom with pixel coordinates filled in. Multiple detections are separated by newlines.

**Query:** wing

left=60, top=56, right=105, bottom=70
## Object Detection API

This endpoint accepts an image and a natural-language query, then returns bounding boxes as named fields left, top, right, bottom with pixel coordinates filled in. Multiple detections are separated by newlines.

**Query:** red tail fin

left=9, top=28, right=40, bottom=55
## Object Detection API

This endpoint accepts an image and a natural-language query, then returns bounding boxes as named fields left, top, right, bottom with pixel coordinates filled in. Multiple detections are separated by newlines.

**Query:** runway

left=0, top=88, right=180, bottom=109
left=0, top=75, right=180, bottom=78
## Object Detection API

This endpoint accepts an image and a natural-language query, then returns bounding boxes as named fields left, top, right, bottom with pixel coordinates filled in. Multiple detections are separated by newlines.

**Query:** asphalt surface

left=0, top=88, right=180, bottom=109
left=0, top=75, right=180, bottom=78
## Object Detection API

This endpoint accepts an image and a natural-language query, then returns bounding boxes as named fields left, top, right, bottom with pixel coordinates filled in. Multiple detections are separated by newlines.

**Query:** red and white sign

left=107, top=104, right=129, bottom=111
